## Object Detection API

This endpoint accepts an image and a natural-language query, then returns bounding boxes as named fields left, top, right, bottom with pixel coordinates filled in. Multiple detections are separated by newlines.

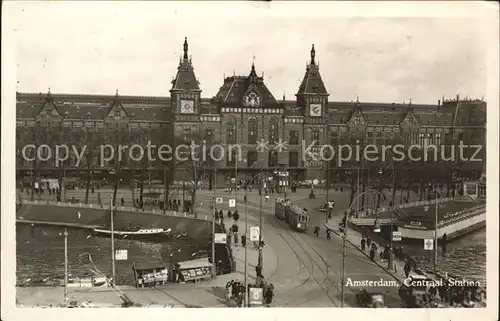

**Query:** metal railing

left=16, top=199, right=212, bottom=222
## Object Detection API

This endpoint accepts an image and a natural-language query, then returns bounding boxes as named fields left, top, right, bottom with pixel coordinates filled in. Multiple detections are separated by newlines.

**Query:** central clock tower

left=170, top=37, right=201, bottom=119
left=296, top=44, right=329, bottom=119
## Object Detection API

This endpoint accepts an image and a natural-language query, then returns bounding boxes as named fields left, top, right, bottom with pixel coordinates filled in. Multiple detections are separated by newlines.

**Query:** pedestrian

left=361, top=238, right=366, bottom=251
left=241, top=234, right=246, bottom=247
left=121, top=197, right=124, bottom=207
left=234, top=233, right=238, bottom=246
left=404, top=262, right=411, bottom=278
left=369, top=248, right=376, bottom=261
left=429, top=286, right=437, bottom=299
left=265, top=285, right=274, bottom=305
left=228, top=210, right=232, bottom=219
left=326, top=229, right=331, bottom=240
left=314, top=226, right=320, bottom=237
left=256, top=264, right=263, bottom=278
left=366, top=237, right=372, bottom=249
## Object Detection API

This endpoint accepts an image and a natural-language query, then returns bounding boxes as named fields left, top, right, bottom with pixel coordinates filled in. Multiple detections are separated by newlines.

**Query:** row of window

left=20, top=145, right=478, bottom=169
left=17, top=120, right=169, bottom=129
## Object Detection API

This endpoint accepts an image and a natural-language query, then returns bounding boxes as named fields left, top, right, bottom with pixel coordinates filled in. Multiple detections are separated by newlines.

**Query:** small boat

left=93, top=227, right=172, bottom=240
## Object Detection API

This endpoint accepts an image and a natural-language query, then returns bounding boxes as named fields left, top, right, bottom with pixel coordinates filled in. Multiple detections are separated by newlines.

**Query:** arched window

left=183, top=127, right=192, bottom=143
left=204, top=128, right=214, bottom=145
left=227, top=117, right=237, bottom=144
left=311, top=129, right=320, bottom=142
left=269, top=150, right=278, bottom=167
left=269, top=118, right=278, bottom=143
left=248, top=117, right=258, bottom=144
left=289, top=151, right=298, bottom=167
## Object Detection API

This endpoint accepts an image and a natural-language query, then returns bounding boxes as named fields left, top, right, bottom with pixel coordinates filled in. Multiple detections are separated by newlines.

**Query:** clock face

left=310, top=103, right=322, bottom=117
left=180, top=100, right=194, bottom=114
left=244, top=92, right=261, bottom=107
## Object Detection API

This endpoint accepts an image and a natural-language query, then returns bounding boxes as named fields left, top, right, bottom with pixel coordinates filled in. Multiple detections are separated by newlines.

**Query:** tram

left=275, top=198, right=309, bottom=232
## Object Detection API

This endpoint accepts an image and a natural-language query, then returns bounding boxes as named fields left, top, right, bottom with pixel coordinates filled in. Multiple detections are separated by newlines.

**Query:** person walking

left=326, top=229, right=331, bottom=240
left=369, top=247, right=376, bottom=261
left=313, top=226, right=320, bottom=237
left=404, top=261, right=411, bottom=278
left=241, top=234, right=246, bottom=247
left=361, top=237, right=366, bottom=251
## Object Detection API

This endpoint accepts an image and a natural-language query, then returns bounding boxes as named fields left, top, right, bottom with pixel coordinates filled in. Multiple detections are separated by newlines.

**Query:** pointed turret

left=171, top=37, right=201, bottom=92
left=296, top=44, right=329, bottom=116
left=296, top=44, right=328, bottom=96
left=248, top=62, right=258, bottom=82
left=310, top=44, right=316, bottom=65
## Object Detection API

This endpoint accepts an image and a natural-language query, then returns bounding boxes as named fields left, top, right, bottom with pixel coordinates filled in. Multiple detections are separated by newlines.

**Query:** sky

left=9, top=1, right=491, bottom=104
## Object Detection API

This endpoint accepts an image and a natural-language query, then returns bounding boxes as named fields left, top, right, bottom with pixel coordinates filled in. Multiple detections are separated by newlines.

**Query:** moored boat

left=93, top=227, right=172, bottom=240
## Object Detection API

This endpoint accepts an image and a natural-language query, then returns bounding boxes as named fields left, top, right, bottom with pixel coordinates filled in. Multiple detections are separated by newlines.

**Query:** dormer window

left=114, top=111, right=120, bottom=121
left=46, top=108, right=52, bottom=116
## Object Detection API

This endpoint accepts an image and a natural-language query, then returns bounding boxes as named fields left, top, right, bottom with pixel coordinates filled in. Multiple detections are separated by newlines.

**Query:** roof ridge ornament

left=310, top=44, right=316, bottom=65
left=183, top=37, right=188, bottom=60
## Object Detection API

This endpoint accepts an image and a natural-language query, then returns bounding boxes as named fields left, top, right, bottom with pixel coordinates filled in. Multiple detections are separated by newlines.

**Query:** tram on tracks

left=275, top=198, right=309, bottom=232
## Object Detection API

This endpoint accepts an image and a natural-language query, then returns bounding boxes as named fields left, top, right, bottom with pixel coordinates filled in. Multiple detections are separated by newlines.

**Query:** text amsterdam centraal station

left=16, top=38, right=486, bottom=189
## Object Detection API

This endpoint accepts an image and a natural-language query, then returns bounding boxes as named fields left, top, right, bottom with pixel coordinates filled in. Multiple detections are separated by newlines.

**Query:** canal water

left=411, top=227, right=486, bottom=287
left=16, top=224, right=221, bottom=286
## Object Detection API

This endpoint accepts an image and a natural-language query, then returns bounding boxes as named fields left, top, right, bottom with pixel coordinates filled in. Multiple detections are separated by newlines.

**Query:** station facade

left=16, top=38, right=486, bottom=189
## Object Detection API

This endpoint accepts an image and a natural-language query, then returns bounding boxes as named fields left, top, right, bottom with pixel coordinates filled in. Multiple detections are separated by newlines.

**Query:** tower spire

left=183, top=37, right=188, bottom=60
left=310, top=44, right=316, bottom=65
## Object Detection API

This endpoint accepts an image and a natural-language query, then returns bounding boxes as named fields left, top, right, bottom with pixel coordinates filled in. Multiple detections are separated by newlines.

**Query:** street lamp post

left=64, top=228, right=68, bottom=302
left=244, top=185, right=249, bottom=308
left=258, top=167, right=264, bottom=269
left=211, top=168, right=217, bottom=277
left=434, top=194, right=439, bottom=273
left=110, top=195, right=116, bottom=284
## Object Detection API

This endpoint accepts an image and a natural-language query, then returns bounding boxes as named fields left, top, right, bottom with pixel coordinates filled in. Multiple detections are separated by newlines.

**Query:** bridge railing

left=16, top=200, right=212, bottom=222
left=358, top=197, right=456, bottom=218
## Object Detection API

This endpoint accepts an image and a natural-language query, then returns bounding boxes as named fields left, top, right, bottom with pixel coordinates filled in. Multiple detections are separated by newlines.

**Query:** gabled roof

left=170, top=37, right=201, bottom=92
left=400, top=107, right=419, bottom=126
left=347, top=106, right=367, bottom=125
left=213, top=64, right=279, bottom=107
left=16, top=92, right=172, bottom=121
left=296, top=45, right=328, bottom=96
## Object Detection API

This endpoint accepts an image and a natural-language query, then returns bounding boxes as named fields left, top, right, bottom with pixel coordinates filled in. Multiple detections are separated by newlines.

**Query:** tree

left=83, top=131, right=104, bottom=204
left=173, top=130, right=216, bottom=218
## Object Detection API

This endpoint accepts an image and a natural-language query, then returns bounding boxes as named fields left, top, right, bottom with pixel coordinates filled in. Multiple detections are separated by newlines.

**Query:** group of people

left=161, top=198, right=192, bottom=212
left=225, top=275, right=275, bottom=307
left=313, top=226, right=332, bottom=240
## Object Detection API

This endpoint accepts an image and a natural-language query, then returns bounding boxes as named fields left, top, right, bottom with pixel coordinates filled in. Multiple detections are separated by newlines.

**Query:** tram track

left=266, top=215, right=342, bottom=307
left=258, top=205, right=395, bottom=307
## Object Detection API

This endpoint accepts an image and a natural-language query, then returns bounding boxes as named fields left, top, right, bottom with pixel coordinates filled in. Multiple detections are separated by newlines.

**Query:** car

left=317, top=201, right=335, bottom=212
left=356, top=289, right=385, bottom=308
left=298, top=181, right=312, bottom=188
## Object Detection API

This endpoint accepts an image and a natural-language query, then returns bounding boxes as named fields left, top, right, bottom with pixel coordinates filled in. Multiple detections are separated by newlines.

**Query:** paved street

left=229, top=194, right=405, bottom=307
left=16, top=188, right=418, bottom=307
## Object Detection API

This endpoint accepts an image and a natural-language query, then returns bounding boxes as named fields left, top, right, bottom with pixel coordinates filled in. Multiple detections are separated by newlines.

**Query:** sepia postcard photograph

left=1, top=1, right=499, bottom=321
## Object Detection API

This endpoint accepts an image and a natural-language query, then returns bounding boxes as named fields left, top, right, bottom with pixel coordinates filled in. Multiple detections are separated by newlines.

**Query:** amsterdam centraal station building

left=16, top=38, right=486, bottom=189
